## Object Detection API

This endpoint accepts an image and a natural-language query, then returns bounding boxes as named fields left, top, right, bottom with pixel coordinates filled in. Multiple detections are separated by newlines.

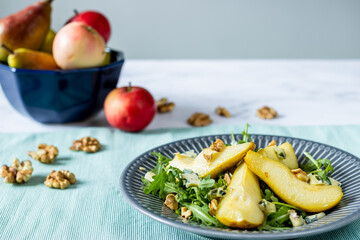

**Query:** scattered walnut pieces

left=224, top=172, right=231, bottom=185
left=215, top=106, right=231, bottom=118
left=203, top=148, right=216, bottom=162
left=187, top=113, right=212, bottom=127
left=291, top=168, right=309, bottom=182
left=44, top=170, right=76, bottom=190
left=28, top=144, right=58, bottom=164
left=209, top=199, right=218, bottom=216
left=165, top=194, right=178, bottom=210
left=267, top=139, right=277, bottom=147
left=257, top=106, right=278, bottom=119
left=181, top=207, right=192, bottom=219
left=0, top=158, right=33, bottom=184
left=70, top=137, right=101, bottom=153
left=210, top=139, right=225, bottom=152
left=157, top=98, right=175, bottom=113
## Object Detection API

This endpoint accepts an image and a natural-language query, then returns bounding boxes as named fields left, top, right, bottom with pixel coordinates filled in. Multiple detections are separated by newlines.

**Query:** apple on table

left=104, top=84, right=156, bottom=132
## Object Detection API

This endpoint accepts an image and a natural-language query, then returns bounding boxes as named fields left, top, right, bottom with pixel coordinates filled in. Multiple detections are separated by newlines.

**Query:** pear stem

left=127, top=82, right=132, bottom=92
left=74, top=9, right=79, bottom=16
left=45, top=0, right=53, bottom=4
left=1, top=44, right=14, bottom=55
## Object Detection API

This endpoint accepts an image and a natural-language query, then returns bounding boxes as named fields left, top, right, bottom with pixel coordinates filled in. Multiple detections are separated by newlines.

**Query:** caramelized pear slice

left=244, top=151, right=343, bottom=212
left=258, top=142, right=298, bottom=169
left=216, top=161, right=265, bottom=228
left=169, top=142, right=255, bottom=178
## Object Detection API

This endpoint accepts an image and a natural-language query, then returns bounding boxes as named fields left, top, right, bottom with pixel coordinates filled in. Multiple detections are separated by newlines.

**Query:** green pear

left=0, top=0, right=52, bottom=62
left=39, top=29, right=56, bottom=54
left=100, top=51, right=111, bottom=66
left=2, top=45, right=58, bottom=70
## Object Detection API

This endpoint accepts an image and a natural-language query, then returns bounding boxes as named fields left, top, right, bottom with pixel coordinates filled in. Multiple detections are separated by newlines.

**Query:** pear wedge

left=169, top=142, right=255, bottom=178
left=244, top=151, right=343, bottom=212
left=216, top=161, right=265, bottom=228
left=258, top=142, right=298, bottom=169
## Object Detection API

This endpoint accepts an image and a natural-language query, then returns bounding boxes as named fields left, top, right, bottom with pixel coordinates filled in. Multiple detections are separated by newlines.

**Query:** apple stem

left=1, top=44, right=14, bottom=55
left=74, top=9, right=79, bottom=16
left=44, top=0, right=53, bottom=4
left=127, top=82, right=132, bottom=92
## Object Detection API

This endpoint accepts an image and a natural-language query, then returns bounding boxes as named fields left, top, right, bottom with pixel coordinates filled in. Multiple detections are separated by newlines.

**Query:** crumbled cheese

left=144, top=171, right=156, bottom=182
left=180, top=150, right=198, bottom=158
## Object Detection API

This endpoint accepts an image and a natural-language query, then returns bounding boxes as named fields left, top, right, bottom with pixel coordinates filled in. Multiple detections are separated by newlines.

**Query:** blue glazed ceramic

left=0, top=49, right=124, bottom=123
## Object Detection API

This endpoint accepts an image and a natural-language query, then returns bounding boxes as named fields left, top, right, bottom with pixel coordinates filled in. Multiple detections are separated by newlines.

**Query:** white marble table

left=1, top=60, right=359, bottom=132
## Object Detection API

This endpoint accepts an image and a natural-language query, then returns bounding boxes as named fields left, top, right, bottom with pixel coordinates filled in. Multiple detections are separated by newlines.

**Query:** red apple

left=104, top=84, right=156, bottom=132
left=67, top=10, right=111, bottom=43
left=53, top=22, right=106, bottom=70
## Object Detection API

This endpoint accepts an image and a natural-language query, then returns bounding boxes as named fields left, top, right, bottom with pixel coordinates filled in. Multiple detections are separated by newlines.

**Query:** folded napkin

left=0, top=124, right=359, bottom=240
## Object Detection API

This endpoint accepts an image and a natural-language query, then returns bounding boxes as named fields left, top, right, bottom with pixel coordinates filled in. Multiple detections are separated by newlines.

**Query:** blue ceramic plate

left=120, top=134, right=360, bottom=239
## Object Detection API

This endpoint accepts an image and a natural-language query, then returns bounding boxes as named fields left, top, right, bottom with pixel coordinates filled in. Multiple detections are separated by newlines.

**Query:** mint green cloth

left=0, top=125, right=360, bottom=240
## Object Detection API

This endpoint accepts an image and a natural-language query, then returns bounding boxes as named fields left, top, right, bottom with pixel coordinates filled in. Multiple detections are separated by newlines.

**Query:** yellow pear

left=244, top=151, right=343, bottom=212
left=216, top=161, right=265, bottom=228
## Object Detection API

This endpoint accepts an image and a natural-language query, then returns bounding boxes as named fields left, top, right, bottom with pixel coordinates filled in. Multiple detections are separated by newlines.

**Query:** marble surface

left=0, top=60, right=359, bottom=133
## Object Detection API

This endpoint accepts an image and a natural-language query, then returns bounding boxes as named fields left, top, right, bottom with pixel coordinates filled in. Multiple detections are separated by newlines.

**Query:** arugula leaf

left=199, top=175, right=215, bottom=189
left=238, top=123, right=251, bottom=144
left=184, top=203, right=223, bottom=227
left=302, top=152, right=333, bottom=184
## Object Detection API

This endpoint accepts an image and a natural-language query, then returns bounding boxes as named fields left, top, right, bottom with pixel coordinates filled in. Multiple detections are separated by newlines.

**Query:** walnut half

left=0, top=158, right=33, bottom=184
left=157, top=98, right=175, bottom=113
left=187, top=113, right=212, bottom=127
left=215, top=106, right=231, bottom=118
left=28, top=144, right=58, bottom=164
left=257, top=106, right=278, bottom=119
left=70, top=137, right=101, bottom=153
left=44, top=170, right=76, bottom=190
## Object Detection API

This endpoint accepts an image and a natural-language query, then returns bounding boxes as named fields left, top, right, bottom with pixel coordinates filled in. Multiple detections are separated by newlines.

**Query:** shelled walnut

left=28, top=144, right=58, bottom=164
left=257, top=106, right=278, bottom=119
left=215, top=106, right=231, bottom=118
left=1, top=158, right=33, bottom=184
left=44, top=170, right=76, bottom=189
left=187, top=113, right=212, bottom=127
left=70, top=137, right=101, bottom=153
left=157, top=98, right=175, bottom=113
left=210, top=139, right=225, bottom=152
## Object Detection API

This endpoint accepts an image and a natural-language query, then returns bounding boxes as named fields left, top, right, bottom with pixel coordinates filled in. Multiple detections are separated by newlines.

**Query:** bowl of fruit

left=0, top=0, right=125, bottom=123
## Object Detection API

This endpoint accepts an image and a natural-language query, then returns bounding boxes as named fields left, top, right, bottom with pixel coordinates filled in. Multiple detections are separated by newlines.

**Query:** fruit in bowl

left=53, top=22, right=106, bottom=70
left=66, top=10, right=111, bottom=43
left=0, top=1, right=125, bottom=123
left=0, top=0, right=52, bottom=62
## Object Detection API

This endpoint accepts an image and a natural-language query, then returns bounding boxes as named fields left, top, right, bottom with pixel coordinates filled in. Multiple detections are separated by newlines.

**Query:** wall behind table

left=1, top=0, right=359, bottom=59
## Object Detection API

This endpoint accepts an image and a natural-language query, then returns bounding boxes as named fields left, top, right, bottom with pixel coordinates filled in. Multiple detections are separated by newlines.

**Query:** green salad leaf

left=302, top=152, right=333, bottom=184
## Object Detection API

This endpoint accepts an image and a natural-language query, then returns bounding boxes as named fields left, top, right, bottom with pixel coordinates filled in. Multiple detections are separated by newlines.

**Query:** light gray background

left=1, top=0, right=359, bottom=59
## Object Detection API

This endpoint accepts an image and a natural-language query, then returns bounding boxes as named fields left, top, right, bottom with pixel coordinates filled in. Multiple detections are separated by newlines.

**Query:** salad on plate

left=141, top=125, right=343, bottom=230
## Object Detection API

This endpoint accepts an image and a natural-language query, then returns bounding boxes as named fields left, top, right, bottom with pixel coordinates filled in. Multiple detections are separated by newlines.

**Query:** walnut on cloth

left=44, top=170, right=76, bottom=189
left=70, top=137, right=101, bottom=153
left=187, top=113, right=212, bottom=127
left=157, top=98, right=175, bottom=113
left=28, top=144, right=59, bottom=164
left=0, top=158, right=33, bottom=184
left=257, top=106, right=278, bottom=119
left=215, top=106, right=232, bottom=118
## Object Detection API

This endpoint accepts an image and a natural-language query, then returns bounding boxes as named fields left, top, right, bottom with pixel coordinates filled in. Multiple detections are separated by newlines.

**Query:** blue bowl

left=0, top=49, right=124, bottom=123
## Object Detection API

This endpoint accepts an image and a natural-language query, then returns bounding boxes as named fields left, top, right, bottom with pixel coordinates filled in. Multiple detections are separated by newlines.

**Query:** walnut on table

left=28, top=144, right=58, bottom=164
left=187, top=113, right=212, bottom=127
left=257, top=106, right=278, bottom=119
left=70, top=137, right=101, bottom=153
left=0, top=158, right=33, bottom=184
left=215, top=106, right=232, bottom=118
left=44, top=170, right=76, bottom=189
left=157, top=98, right=175, bottom=113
